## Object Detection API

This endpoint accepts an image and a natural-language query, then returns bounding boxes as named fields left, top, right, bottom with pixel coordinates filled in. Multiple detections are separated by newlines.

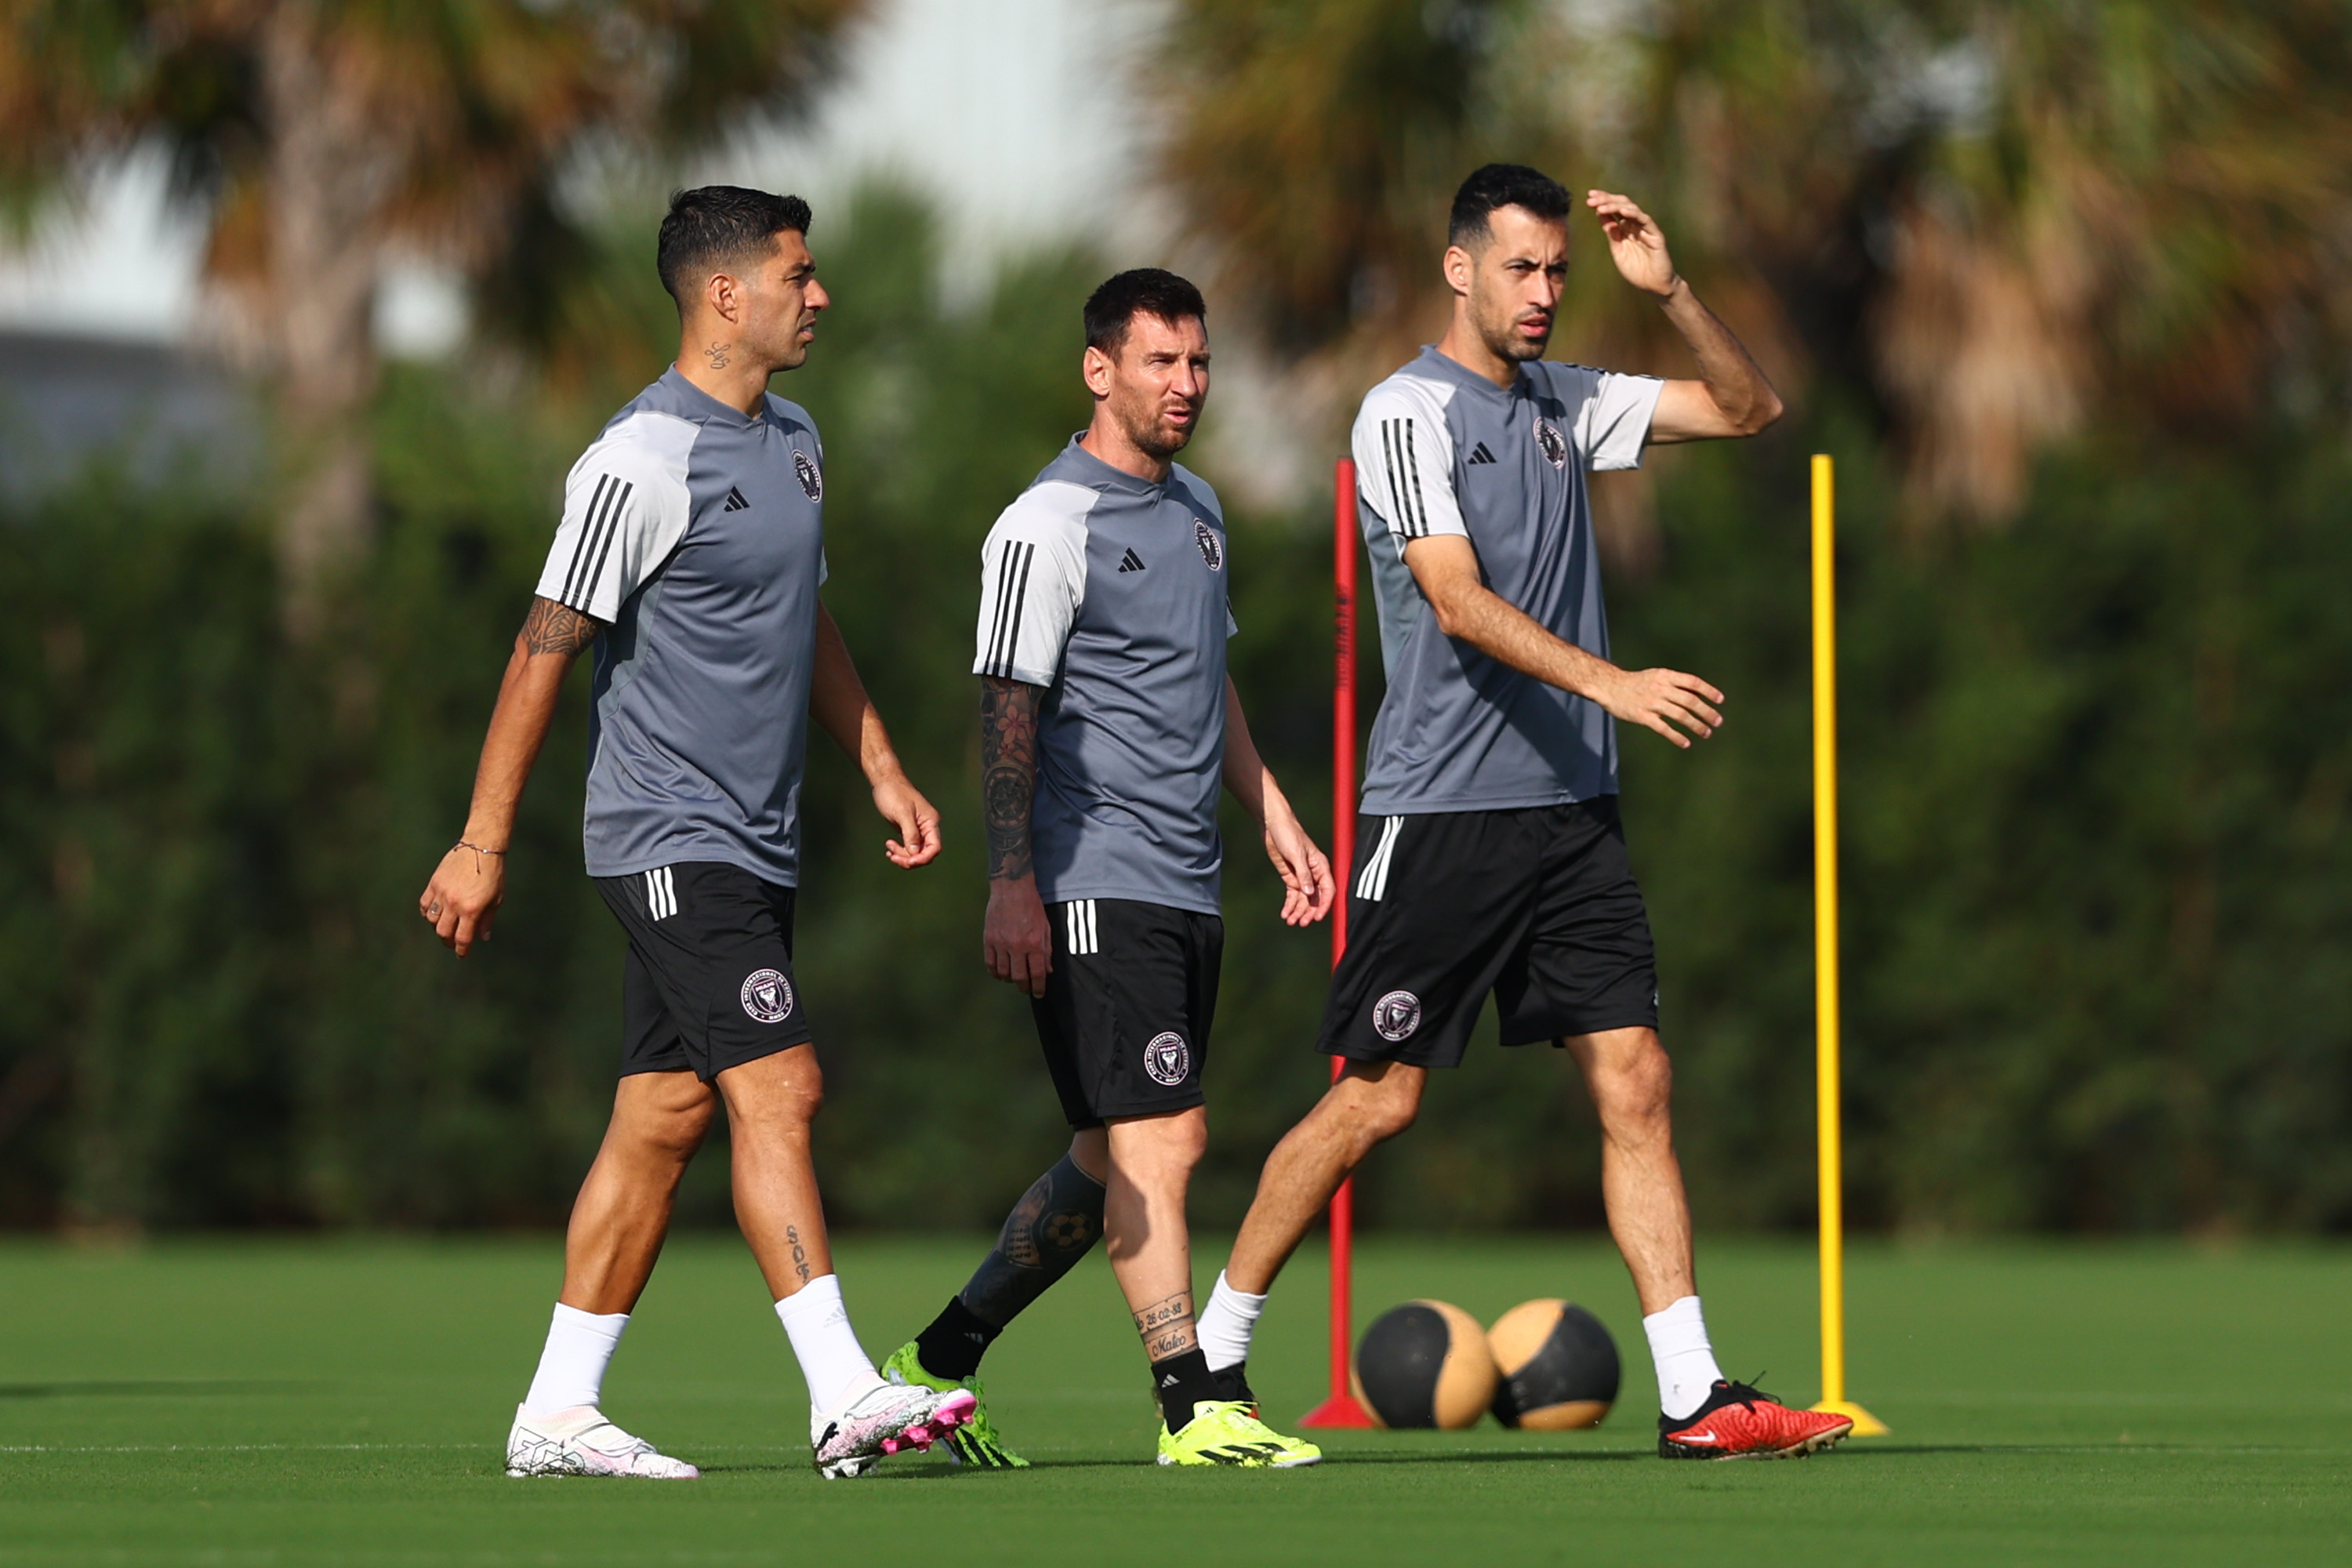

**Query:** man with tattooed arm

left=417, top=186, right=975, bottom=1483
left=875, top=270, right=1333, bottom=1470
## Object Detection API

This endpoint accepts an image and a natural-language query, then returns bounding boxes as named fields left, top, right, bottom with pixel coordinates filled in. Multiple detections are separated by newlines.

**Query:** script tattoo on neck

left=704, top=339, right=731, bottom=369
left=519, top=595, right=601, bottom=657
left=980, top=677, right=1040, bottom=881
left=1132, top=1293, right=1196, bottom=1361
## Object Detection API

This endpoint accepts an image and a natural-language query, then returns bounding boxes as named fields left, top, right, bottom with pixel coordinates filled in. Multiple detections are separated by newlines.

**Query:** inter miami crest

left=1144, top=1030, right=1191, bottom=1087
left=740, top=967, right=794, bottom=1023
left=794, top=449, right=823, bottom=501
left=1372, top=989, right=1422, bottom=1042
left=1193, top=518, right=1222, bottom=571
left=1534, top=416, right=1568, bottom=470
left=1534, top=413, right=1571, bottom=470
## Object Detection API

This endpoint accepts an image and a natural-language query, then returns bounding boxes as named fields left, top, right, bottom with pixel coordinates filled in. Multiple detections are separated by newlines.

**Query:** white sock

left=522, top=1303, right=627, bottom=1416
left=775, top=1275, right=884, bottom=1415
left=1196, top=1271, right=1268, bottom=1372
left=1642, top=1295, right=1725, bottom=1421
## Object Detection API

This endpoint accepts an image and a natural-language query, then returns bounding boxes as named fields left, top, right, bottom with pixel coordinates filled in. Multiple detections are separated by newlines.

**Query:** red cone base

left=1298, top=1392, right=1377, bottom=1428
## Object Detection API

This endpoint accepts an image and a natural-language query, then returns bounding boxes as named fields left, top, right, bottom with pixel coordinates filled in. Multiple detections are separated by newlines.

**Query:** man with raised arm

left=878, top=269, right=1333, bottom=1469
left=1196, top=164, right=1854, bottom=1461
left=418, top=186, right=974, bottom=1483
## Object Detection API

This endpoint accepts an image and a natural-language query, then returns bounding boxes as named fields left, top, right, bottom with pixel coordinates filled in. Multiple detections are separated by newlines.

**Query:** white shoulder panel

left=535, top=410, right=698, bottom=622
left=975, top=479, right=1096, bottom=685
left=1352, top=372, right=1465, bottom=554
left=1545, top=361, right=1664, bottom=472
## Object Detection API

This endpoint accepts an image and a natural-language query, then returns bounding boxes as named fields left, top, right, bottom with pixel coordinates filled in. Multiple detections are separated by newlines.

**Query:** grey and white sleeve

left=1563, top=365, right=1666, bottom=472
left=1351, top=379, right=1466, bottom=555
left=974, top=484, right=1091, bottom=686
left=534, top=413, right=696, bottom=622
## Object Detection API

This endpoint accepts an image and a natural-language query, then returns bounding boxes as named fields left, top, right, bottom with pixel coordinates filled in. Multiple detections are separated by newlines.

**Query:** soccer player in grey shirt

left=1196, top=165, right=1855, bottom=1461
left=417, top=187, right=975, bottom=1482
left=880, top=270, right=1332, bottom=1469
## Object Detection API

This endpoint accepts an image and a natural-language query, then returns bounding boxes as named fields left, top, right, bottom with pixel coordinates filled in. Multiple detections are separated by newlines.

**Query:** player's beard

left=1472, top=289, right=1551, bottom=366
left=1114, top=391, right=1197, bottom=462
left=762, top=312, right=817, bottom=372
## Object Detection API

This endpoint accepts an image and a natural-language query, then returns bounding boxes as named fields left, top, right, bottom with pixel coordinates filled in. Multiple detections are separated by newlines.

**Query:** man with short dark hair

left=879, top=268, right=1332, bottom=1469
left=419, top=185, right=974, bottom=1482
left=1195, top=164, right=1856, bottom=1462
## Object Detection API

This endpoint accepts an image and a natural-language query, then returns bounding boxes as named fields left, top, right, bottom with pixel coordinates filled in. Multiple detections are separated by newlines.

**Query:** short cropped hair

left=1083, top=268, right=1207, bottom=354
left=1448, top=164, right=1571, bottom=251
left=656, top=186, right=813, bottom=306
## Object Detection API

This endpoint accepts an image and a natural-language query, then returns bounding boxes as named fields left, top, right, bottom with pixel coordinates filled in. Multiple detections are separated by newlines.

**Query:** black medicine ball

left=1486, top=1298, right=1619, bottom=1430
left=1350, top=1299, right=1497, bottom=1429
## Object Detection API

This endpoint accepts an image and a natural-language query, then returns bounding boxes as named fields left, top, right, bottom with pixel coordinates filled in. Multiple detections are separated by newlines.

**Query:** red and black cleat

left=1657, top=1380, right=1853, bottom=1460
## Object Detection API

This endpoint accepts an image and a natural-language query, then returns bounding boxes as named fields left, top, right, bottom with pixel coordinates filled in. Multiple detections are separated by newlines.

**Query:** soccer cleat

left=504, top=1405, right=699, bottom=1479
left=1157, top=1400, right=1321, bottom=1468
left=811, top=1380, right=978, bottom=1479
left=881, top=1341, right=1029, bottom=1468
left=1657, top=1379, right=1854, bottom=1460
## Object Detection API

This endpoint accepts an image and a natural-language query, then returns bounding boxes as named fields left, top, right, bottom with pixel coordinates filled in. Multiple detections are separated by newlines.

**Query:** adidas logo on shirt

left=1467, top=442, right=1497, bottom=466
left=723, top=486, right=750, bottom=512
left=1118, top=548, right=1147, bottom=572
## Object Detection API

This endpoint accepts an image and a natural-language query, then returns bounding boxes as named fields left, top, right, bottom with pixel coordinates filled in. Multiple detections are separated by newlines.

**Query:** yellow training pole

left=1809, top=454, right=1887, bottom=1436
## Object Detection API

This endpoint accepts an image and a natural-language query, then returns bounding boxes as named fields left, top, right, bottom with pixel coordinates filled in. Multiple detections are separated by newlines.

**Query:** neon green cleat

left=1157, top=1400, right=1323, bottom=1468
left=880, top=1341, right=1029, bottom=1469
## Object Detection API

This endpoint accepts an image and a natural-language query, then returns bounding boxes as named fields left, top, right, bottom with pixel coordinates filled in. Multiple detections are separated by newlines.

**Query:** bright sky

left=0, top=0, right=1149, bottom=350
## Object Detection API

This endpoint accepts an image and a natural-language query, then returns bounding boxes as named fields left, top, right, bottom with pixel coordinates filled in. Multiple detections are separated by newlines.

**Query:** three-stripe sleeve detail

left=982, top=539, right=1036, bottom=679
left=1354, top=817, right=1403, bottom=902
left=1380, top=419, right=1429, bottom=538
left=1064, top=898, right=1099, bottom=956
left=561, top=474, right=635, bottom=611
left=644, top=866, right=677, bottom=921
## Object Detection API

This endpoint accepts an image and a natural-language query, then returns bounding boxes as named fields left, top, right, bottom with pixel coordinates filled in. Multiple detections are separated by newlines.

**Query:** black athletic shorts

left=1033, top=898, right=1221, bottom=1128
left=594, top=862, right=811, bottom=1082
left=1318, top=800, right=1658, bottom=1069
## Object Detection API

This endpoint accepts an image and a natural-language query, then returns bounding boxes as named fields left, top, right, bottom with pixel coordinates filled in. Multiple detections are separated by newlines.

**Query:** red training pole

left=1299, top=457, right=1375, bottom=1428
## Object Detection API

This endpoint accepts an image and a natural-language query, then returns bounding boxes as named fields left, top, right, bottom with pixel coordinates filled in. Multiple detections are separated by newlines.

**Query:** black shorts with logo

left=595, top=861, right=812, bottom=1083
left=1034, top=898, right=1221, bottom=1128
left=1318, top=800, right=1658, bottom=1070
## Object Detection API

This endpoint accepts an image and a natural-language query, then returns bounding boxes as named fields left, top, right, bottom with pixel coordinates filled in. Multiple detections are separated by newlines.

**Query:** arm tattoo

left=519, top=596, right=601, bottom=657
left=1132, top=1294, right=1197, bottom=1361
left=980, top=677, right=1040, bottom=880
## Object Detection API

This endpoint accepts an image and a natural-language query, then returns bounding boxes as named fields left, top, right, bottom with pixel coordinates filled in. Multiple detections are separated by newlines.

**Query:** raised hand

left=1587, top=191, right=1680, bottom=299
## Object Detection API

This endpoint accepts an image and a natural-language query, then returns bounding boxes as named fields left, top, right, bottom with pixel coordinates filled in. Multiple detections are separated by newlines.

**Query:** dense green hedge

left=4, top=191, right=2347, bottom=1234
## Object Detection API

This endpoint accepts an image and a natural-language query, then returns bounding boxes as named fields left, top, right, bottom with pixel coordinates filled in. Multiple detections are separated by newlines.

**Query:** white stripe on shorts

left=1065, top=898, right=1098, bottom=956
left=645, top=866, right=676, bottom=921
left=1355, top=817, right=1403, bottom=902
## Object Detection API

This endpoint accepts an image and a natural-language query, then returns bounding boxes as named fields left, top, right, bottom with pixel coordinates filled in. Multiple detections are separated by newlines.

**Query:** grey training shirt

left=534, top=367, right=829, bottom=886
left=973, top=437, right=1236, bottom=916
left=1351, top=346, right=1662, bottom=815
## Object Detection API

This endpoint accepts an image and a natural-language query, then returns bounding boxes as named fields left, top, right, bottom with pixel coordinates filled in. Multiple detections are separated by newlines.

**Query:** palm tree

left=1149, top=0, right=2352, bottom=523
left=0, top=0, right=869, bottom=628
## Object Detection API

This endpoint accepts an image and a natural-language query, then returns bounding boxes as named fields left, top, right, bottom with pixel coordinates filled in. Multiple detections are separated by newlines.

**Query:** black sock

left=913, top=1296, right=998, bottom=1382
left=1152, top=1347, right=1219, bottom=1430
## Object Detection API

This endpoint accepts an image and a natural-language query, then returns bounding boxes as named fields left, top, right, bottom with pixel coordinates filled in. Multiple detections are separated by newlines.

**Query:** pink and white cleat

left=812, top=1382, right=978, bottom=1479
left=505, top=1405, right=699, bottom=1479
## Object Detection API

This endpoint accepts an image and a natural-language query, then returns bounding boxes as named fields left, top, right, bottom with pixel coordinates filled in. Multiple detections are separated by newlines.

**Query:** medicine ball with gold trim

left=1486, top=1298, right=1619, bottom=1430
left=1350, top=1299, right=1497, bottom=1429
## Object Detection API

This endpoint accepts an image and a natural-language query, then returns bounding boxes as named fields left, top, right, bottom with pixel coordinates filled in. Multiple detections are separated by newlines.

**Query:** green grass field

left=2, top=1234, right=2346, bottom=1566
